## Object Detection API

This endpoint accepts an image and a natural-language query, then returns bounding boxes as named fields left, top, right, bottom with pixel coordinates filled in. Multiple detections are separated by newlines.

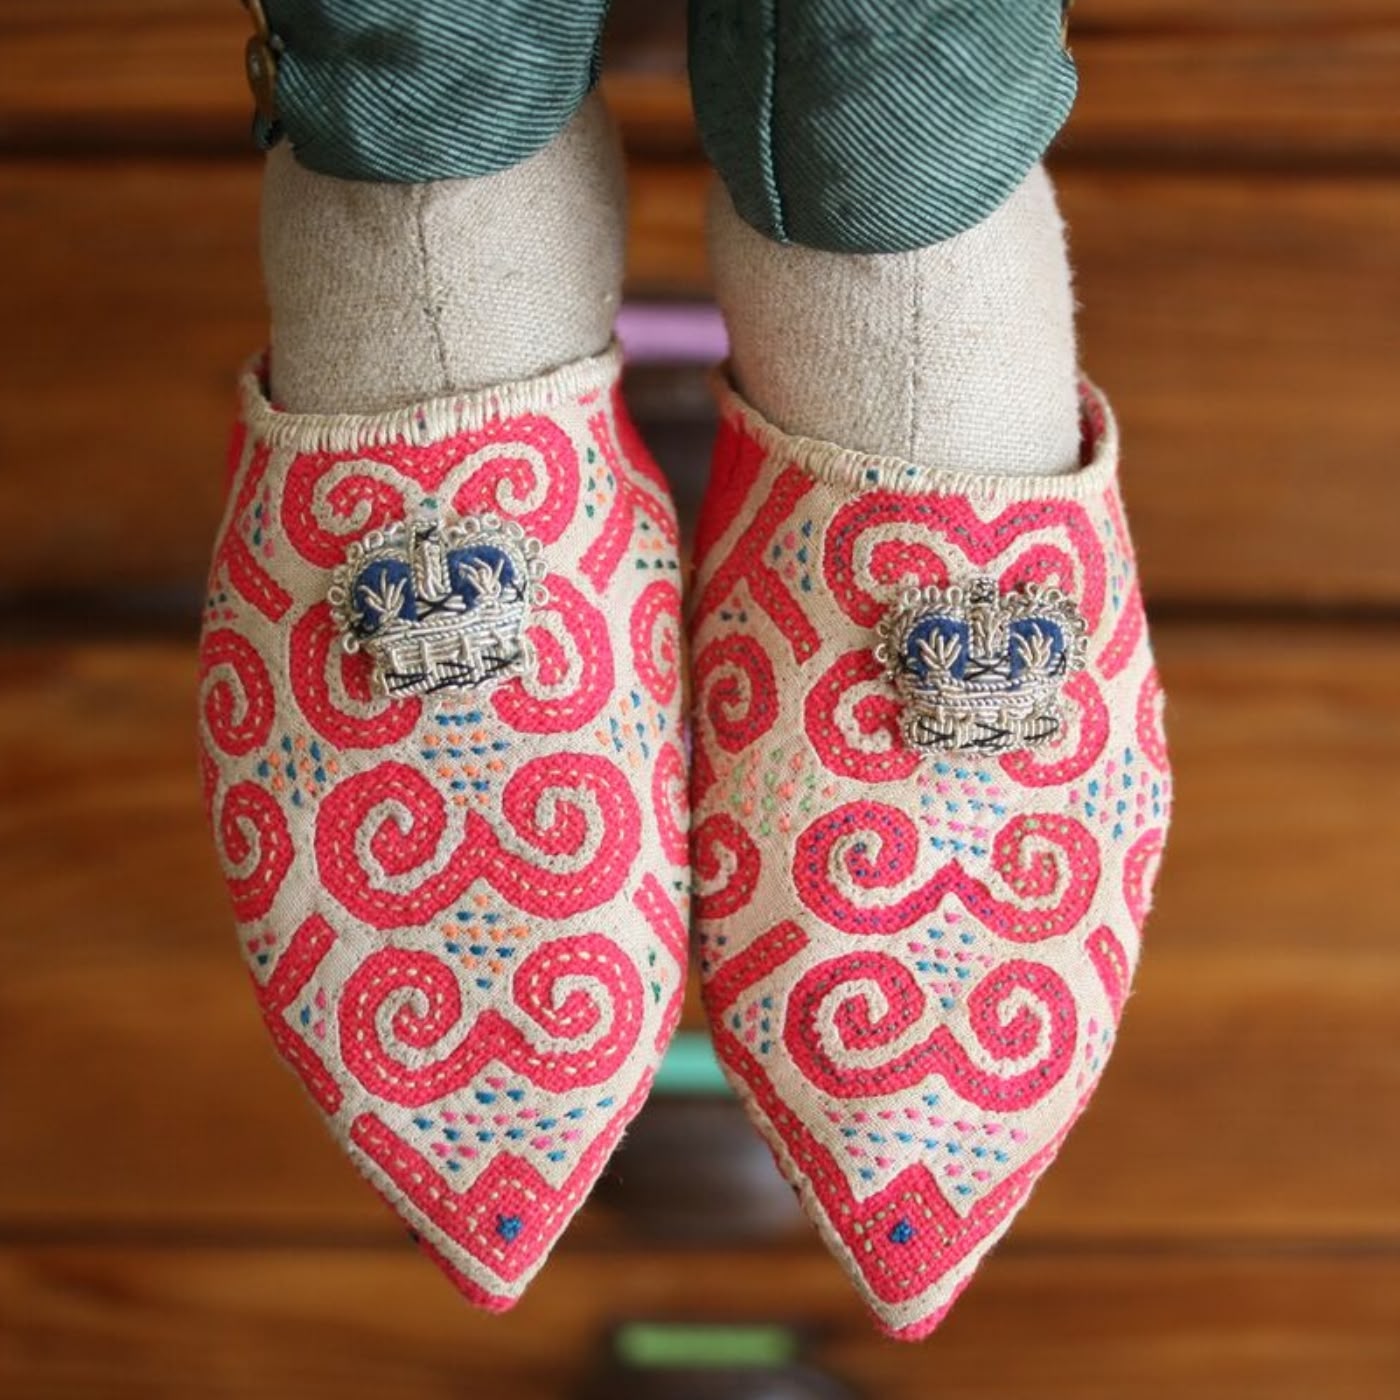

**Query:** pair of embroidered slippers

left=199, top=341, right=1170, bottom=1339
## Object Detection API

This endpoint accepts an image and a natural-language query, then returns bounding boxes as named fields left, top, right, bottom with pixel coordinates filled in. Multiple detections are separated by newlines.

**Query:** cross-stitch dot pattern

left=690, top=376, right=1171, bottom=1341
left=200, top=347, right=687, bottom=1312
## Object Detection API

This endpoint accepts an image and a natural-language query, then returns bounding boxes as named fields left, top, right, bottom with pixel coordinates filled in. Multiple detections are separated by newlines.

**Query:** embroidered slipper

left=690, top=375, right=1170, bottom=1340
left=199, top=344, right=688, bottom=1310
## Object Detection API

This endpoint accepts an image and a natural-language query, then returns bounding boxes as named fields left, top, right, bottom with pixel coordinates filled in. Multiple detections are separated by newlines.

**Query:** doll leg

left=252, top=0, right=621, bottom=411
left=692, top=0, right=1079, bottom=475
left=688, top=1, right=1171, bottom=1340
left=200, top=2, right=688, bottom=1313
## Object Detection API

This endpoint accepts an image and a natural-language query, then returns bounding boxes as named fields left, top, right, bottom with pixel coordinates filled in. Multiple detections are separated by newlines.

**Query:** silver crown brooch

left=328, top=514, right=547, bottom=698
left=875, top=577, right=1089, bottom=757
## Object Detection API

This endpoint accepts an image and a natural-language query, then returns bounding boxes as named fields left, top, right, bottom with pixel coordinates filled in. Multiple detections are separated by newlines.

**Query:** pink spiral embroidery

left=1136, top=666, right=1169, bottom=773
left=692, top=812, right=763, bottom=922
left=693, top=414, right=766, bottom=569
left=1000, top=672, right=1110, bottom=788
left=579, top=408, right=679, bottom=594
left=804, top=650, right=918, bottom=783
left=1000, top=543, right=1085, bottom=600
left=1123, top=827, right=1165, bottom=933
left=1098, top=583, right=1146, bottom=681
left=630, top=579, right=683, bottom=707
left=693, top=463, right=821, bottom=663
left=199, top=627, right=275, bottom=757
left=339, top=933, right=645, bottom=1103
left=491, top=575, right=613, bottom=734
left=711, top=969, right=1094, bottom=1315
left=692, top=633, right=779, bottom=802
left=842, top=532, right=957, bottom=634
left=252, top=914, right=342, bottom=1112
left=703, top=920, right=807, bottom=1016
left=199, top=743, right=218, bottom=822
left=652, top=740, right=690, bottom=867
left=785, top=953, right=1077, bottom=1110
left=634, top=874, right=689, bottom=1051
left=1086, top=924, right=1131, bottom=1021
left=824, top=493, right=1105, bottom=632
left=609, top=381, right=674, bottom=495
left=218, top=780, right=293, bottom=922
left=316, top=754, right=640, bottom=928
left=793, top=804, right=1099, bottom=939
left=349, top=1066, right=657, bottom=1288
left=289, top=602, right=420, bottom=749
left=281, top=416, right=580, bottom=567
left=212, top=439, right=293, bottom=622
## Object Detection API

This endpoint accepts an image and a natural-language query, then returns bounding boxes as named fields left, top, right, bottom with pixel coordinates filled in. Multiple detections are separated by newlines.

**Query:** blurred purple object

left=618, top=302, right=729, bottom=365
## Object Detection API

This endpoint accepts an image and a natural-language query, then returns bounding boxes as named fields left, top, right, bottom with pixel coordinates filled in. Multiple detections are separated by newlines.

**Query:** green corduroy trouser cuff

left=256, top=0, right=1076, bottom=255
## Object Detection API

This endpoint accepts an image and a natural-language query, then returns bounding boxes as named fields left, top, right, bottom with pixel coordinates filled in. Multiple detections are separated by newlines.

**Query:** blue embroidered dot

left=889, top=1219, right=916, bottom=1245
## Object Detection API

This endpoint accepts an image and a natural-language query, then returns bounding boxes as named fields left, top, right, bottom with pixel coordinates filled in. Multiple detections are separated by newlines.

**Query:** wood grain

left=2, top=1245, right=1397, bottom=1400
left=3, top=159, right=1398, bottom=604
left=2, top=2, right=1397, bottom=160
left=2, top=629, right=1397, bottom=1237
left=2, top=5, right=1396, bottom=1391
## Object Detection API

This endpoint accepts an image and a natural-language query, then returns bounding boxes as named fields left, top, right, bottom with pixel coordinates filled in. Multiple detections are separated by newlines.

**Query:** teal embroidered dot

left=496, top=1214, right=522, bottom=1242
left=889, top=1219, right=916, bottom=1245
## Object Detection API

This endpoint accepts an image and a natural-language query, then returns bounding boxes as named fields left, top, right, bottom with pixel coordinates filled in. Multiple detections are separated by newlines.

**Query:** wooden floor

left=2, top=3, right=1399, bottom=1397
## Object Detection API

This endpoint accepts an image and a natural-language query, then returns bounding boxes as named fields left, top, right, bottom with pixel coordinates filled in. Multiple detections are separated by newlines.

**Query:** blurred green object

left=653, top=1029, right=732, bottom=1096
left=615, top=1322, right=800, bottom=1370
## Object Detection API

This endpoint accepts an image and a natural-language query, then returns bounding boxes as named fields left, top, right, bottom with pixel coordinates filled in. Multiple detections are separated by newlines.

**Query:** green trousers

left=257, top=1, right=1076, bottom=254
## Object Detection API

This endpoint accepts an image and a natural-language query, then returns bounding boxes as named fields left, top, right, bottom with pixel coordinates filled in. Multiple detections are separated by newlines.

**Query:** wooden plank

left=1065, top=169, right=1400, bottom=607
left=1, top=2, right=1397, bottom=161
left=2, top=1245, right=1397, bottom=1400
left=2, top=159, right=1398, bottom=604
left=1077, top=0, right=1400, bottom=27
left=1, top=627, right=1398, bottom=1236
left=1067, top=29, right=1400, bottom=163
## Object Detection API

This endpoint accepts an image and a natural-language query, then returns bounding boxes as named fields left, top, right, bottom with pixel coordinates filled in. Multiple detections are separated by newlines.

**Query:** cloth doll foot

left=690, top=375, right=1171, bottom=1339
left=199, top=345, right=688, bottom=1310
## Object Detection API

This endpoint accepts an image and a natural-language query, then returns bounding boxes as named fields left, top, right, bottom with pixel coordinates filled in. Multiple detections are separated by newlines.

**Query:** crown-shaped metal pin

left=875, top=577, right=1088, bottom=756
left=328, top=513, right=547, bottom=698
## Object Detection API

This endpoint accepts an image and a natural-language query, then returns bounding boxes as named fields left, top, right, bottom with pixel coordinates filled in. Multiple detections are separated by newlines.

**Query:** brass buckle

left=242, top=0, right=279, bottom=125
